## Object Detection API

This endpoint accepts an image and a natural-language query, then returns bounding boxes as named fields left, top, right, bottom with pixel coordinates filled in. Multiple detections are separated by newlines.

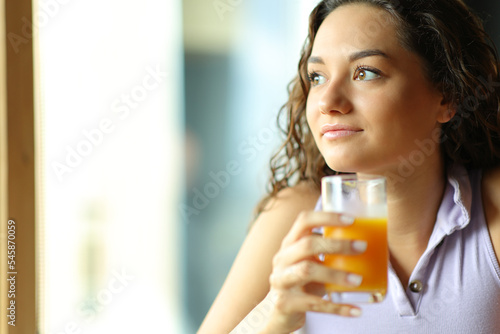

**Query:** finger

left=303, top=282, right=326, bottom=297
left=274, top=235, right=367, bottom=268
left=282, top=211, right=354, bottom=247
left=272, top=291, right=362, bottom=317
left=270, top=260, right=363, bottom=290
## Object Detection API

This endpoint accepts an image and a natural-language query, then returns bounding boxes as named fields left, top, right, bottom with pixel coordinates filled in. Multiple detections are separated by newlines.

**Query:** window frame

left=0, top=0, right=38, bottom=332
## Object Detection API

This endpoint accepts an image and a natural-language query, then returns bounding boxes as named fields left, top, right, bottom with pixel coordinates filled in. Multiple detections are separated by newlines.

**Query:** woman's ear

left=437, top=107, right=456, bottom=123
left=437, top=99, right=456, bottom=124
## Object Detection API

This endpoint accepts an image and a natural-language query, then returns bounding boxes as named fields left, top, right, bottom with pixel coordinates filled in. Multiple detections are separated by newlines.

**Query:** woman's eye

left=354, top=68, right=380, bottom=81
left=308, top=72, right=327, bottom=87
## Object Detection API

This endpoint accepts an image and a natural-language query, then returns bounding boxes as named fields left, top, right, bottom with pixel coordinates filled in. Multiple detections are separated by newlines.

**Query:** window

left=1, top=0, right=184, bottom=332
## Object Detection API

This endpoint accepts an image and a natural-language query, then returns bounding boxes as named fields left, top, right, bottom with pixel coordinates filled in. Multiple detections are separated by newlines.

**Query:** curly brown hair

left=254, top=0, right=500, bottom=216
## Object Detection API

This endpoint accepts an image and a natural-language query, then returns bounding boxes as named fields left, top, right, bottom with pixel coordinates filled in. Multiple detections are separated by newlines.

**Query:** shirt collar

left=430, top=163, right=472, bottom=247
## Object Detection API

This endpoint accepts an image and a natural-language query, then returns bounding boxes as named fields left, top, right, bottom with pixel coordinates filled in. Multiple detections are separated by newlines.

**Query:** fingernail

left=347, top=274, right=363, bottom=286
left=352, top=240, right=367, bottom=252
left=350, top=308, right=362, bottom=317
left=340, top=215, right=354, bottom=225
left=347, top=273, right=363, bottom=286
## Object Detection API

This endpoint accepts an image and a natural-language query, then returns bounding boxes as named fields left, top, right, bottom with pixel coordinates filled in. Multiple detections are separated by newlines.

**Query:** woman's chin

left=325, top=159, right=387, bottom=176
left=325, top=160, right=358, bottom=174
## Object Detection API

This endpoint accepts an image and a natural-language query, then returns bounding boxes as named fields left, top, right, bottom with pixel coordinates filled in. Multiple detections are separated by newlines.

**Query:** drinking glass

left=321, top=174, right=388, bottom=303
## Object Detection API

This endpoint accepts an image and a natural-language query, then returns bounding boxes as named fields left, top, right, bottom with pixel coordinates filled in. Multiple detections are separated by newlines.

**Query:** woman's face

left=306, top=4, right=449, bottom=175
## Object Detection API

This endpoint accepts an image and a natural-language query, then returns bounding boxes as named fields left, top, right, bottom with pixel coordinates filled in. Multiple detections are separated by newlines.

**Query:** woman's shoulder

left=481, top=165, right=500, bottom=205
left=249, top=181, right=320, bottom=237
left=257, top=181, right=321, bottom=221
left=481, top=166, right=500, bottom=260
left=274, top=181, right=320, bottom=203
left=248, top=181, right=321, bottom=263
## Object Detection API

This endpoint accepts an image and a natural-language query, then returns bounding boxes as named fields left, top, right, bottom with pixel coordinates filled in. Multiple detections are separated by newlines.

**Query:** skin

left=198, top=3, right=500, bottom=334
left=481, top=168, right=500, bottom=267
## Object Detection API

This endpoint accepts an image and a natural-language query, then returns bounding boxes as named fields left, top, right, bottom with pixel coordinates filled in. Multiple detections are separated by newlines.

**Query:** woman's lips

left=320, top=124, right=363, bottom=139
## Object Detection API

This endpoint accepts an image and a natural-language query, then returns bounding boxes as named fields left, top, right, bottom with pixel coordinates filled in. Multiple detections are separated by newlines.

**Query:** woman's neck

left=373, top=155, right=447, bottom=285
left=385, top=156, right=446, bottom=248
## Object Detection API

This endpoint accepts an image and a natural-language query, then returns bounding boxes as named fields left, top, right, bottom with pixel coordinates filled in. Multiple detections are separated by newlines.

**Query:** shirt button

left=409, top=280, right=424, bottom=293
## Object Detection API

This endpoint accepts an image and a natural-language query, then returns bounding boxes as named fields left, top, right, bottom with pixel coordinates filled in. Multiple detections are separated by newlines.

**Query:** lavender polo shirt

left=298, top=164, right=500, bottom=333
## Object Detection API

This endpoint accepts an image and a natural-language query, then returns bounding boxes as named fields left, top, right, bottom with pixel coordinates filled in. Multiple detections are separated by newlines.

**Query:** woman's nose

left=317, top=79, right=353, bottom=115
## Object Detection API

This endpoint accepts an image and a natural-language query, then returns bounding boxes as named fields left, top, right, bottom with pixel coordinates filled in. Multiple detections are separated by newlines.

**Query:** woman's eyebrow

left=308, top=56, right=324, bottom=64
left=308, top=49, right=390, bottom=65
left=349, top=49, right=389, bottom=61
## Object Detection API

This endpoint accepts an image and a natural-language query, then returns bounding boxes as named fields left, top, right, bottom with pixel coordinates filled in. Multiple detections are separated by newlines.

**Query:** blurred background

left=31, top=0, right=500, bottom=333
left=39, top=0, right=316, bottom=333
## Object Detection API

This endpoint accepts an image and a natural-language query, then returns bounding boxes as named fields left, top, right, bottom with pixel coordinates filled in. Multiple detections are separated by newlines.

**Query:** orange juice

left=323, top=217, right=388, bottom=301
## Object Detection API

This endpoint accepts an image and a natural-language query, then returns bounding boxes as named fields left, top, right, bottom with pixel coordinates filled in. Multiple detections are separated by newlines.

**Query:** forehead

left=311, top=4, right=401, bottom=56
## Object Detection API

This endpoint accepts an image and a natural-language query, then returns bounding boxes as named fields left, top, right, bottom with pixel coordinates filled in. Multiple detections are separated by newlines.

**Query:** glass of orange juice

left=321, top=174, right=388, bottom=303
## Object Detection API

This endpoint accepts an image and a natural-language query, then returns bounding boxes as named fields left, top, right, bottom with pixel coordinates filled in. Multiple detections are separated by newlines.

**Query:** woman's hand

left=261, top=211, right=366, bottom=334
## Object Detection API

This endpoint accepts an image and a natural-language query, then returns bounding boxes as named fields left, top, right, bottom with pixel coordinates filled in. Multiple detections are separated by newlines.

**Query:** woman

left=198, top=0, right=500, bottom=333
